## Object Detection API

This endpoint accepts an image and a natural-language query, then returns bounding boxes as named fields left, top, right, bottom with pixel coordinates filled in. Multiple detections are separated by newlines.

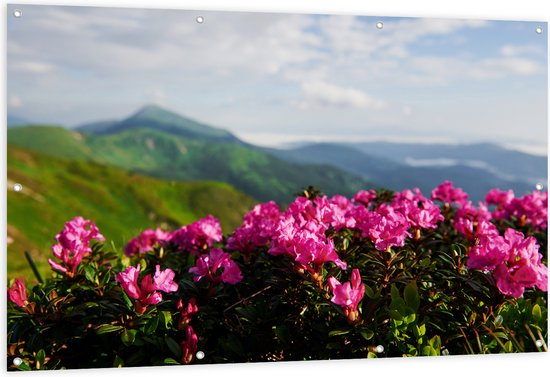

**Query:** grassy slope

left=7, top=145, right=257, bottom=281
left=9, top=126, right=371, bottom=203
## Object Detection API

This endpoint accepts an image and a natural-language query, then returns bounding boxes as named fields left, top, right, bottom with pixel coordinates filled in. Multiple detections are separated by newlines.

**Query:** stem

left=524, top=323, right=541, bottom=352
left=223, top=285, right=272, bottom=313
left=24, top=250, right=44, bottom=284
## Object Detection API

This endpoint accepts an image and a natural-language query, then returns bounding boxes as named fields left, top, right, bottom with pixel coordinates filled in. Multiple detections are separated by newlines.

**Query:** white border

left=1, top=1, right=549, bottom=377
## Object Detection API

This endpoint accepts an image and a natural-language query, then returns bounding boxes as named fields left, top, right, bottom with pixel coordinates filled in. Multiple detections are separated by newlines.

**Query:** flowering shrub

left=7, top=182, right=548, bottom=370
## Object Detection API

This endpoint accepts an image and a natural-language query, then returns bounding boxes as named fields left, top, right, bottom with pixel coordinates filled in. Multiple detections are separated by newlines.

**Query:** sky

left=6, top=4, right=548, bottom=153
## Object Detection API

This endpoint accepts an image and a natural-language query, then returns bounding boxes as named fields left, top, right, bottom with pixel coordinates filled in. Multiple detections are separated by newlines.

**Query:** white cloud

left=8, top=95, right=22, bottom=108
left=11, top=60, right=54, bottom=74
left=298, top=80, right=386, bottom=110
left=5, top=6, right=546, bottom=147
left=500, top=44, right=544, bottom=57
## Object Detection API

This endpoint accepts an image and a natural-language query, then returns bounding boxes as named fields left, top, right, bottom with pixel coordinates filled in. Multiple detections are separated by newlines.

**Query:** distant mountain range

left=8, top=104, right=547, bottom=203
left=265, top=141, right=545, bottom=202
left=8, top=105, right=370, bottom=203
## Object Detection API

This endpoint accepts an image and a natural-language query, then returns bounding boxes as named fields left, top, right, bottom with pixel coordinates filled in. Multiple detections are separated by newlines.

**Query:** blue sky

left=6, top=5, right=548, bottom=153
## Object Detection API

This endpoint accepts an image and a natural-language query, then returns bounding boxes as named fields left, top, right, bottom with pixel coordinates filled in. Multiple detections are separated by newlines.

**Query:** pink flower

left=328, top=269, right=365, bottom=322
left=226, top=202, right=280, bottom=258
left=492, top=229, right=548, bottom=298
left=454, top=201, right=494, bottom=240
left=508, top=191, right=547, bottom=230
left=326, top=195, right=357, bottom=230
left=124, top=228, right=171, bottom=257
left=353, top=189, right=377, bottom=207
left=181, top=326, right=198, bottom=364
left=48, top=216, right=105, bottom=278
left=268, top=196, right=348, bottom=275
left=268, top=216, right=347, bottom=275
left=485, top=189, right=514, bottom=218
left=115, top=264, right=178, bottom=313
left=7, top=278, right=27, bottom=308
left=177, top=297, right=198, bottom=330
left=358, top=205, right=410, bottom=251
left=392, top=188, right=443, bottom=231
left=170, top=215, right=223, bottom=255
left=294, top=237, right=347, bottom=272
left=431, top=181, right=468, bottom=206
left=485, top=189, right=547, bottom=230
left=467, top=228, right=548, bottom=298
left=189, top=248, right=243, bottom=285
left=466, top=230, right=508, bottom=271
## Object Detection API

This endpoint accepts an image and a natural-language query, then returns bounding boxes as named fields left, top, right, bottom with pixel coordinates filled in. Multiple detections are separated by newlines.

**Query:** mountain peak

left=133, top=104, right=175, bottom=117
left=78, top=104, right=239, bottom=143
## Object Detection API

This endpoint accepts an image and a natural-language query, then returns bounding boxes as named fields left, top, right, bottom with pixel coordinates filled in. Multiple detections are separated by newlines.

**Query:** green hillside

left=7, top=125, right=94, bottom=160
left=7, top=145, right=257, bottom=282
left=9, top=123, right=371, bottom=203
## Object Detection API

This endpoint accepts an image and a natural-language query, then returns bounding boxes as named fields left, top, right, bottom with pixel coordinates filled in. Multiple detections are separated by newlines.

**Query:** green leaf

left=160, top=311, right=173, bottom=329
left=329, top=328, right=350, bottom=337
left=113, top=355, right=124, bottom=368
left=422, top=346, right=438, bottom=356
left=413, top=324, right=426, bottom=338
left=367, top=352, right=378, bottom=358
left=143, top=316, right=159, bottom=335
left=428, top=335, right=441, bottom=351
left=364, top=285, right=376, bottom=299
left=121, top=329, right=137, bottom=346
left=95, top=324, right=124, bottom=335
left=389, top=309, right=403, bottom=321
left=16, top=360, right=32, bottom=371
left=532, top=304, right=542, bottom=322
left=165, top=336, right=182, bottom=359
left=503, top=341, right=514, bottom=353
left=84, top=265, right=97, bottom=284
left=164, top=358, right=180, bottom=365
left=391, top=284, right=401, bottom=301
left=359, top=329, right=374, bottom=341
left=36, top=349, right=45, bottom=370
left=404, top=281, right=420, bottom=312
left=403, top=314, right=417, bottom=325
left=121, top=290, right=133, bottom=309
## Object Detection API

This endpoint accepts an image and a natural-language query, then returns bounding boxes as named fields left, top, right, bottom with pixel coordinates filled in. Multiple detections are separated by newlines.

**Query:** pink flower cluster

left=353, top=189, right=377, bottom=207
left=226, top=202, right=281, bottom=258
left=189, top=248, right=243, bottom=285
left=170, top=215, right=223, bottom=255
left=124, top=228, right=171, bottom=257
left=268, top=196, right=348, bottom=275
left=328, top=269, right=365, bottom=323
left=486, top=189, right=548, bottom=230
left=49, top=216, right=105, bottom=278
left=7, top=278, right=28, bottom=308
left=431, top=180, right=469, bottom=206
left=115, top=264, right=178, bottom=313
left=354, top=188, right=442, bottom=250
left=454, top=201, right=494, bottom=240
left=392, top=188, right=444, bottom=231
left=124, top=216, right=224, bottom=257
left=467, top=228, right=548, bottom=298
left=355, top=205, right=410, bottom=251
